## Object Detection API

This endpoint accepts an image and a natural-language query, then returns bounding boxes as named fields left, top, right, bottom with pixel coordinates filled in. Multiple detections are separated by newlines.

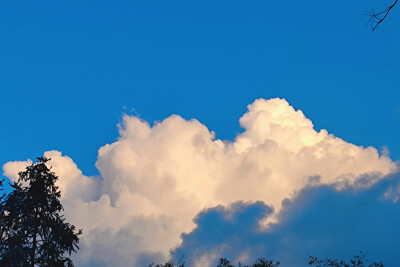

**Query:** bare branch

left=366, top=0, right=399, bottom=31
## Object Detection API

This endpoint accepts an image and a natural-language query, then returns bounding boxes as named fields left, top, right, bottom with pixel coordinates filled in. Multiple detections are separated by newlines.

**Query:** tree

left=308, top=252, right=384, bottom=267
left=217, top=258, right=234, bottom=267
left=251, top=258, right=280, bottom=267
left=367, top=0, right=399, bottom=31
left=148, top=262, right=185, bottom=267
left=152, top=257, right=280, bottom=267
left=0, top=157, right=82, bottom=267
left=217, top=257, right=280, bottom=267
left=154, top=254, right=384, bottom=267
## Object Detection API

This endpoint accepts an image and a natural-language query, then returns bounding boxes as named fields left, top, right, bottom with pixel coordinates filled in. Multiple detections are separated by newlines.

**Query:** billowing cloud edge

left=173, top=172, right=400, bottom=266
left=2, top=98, right=397, bottom=266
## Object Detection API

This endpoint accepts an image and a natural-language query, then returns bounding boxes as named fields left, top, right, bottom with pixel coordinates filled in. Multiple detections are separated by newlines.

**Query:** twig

left=366, top=0, right=399, bottom=31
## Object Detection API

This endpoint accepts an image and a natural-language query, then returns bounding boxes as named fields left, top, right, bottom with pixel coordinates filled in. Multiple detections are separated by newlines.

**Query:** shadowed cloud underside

left=3, top=98, right=397, bottom=266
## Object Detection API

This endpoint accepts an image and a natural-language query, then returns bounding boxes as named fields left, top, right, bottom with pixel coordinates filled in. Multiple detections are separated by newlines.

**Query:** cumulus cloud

left=2, top=98, right=397, bottom=266
left=3, top=158, right=32, bottom=182
left=3, top=151, right=101, bottom=202
left=174, top=173, right=400, bottom=267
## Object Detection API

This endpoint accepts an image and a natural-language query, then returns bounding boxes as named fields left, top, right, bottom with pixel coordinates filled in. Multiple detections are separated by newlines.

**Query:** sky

left=1, top=0, right=400, bottom=266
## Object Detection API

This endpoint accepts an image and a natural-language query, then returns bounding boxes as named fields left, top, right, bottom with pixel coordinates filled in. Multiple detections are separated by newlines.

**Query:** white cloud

left=2, top=98, right=397, bottom=266
left=174, top=174, right=400, bottom=266
left=3, top=158, right=32, bottom=182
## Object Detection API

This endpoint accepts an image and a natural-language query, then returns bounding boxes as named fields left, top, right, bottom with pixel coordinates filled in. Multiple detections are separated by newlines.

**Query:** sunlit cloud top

left=3, top=98, right=397, bottom=266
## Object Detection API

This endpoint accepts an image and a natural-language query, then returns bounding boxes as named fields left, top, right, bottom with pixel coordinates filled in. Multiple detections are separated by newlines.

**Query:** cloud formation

left=175, top=173, right=400, bottom=266
left=2, top=98, right=397, bottom=266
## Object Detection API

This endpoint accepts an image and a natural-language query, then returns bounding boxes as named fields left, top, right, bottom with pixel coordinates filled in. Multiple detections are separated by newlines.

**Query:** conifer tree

left=0, top=157, right=82, bottom=267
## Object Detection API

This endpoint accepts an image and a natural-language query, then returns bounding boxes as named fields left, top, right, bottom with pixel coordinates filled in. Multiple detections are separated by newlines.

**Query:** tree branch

left=367, top=0, right=399, bottom=31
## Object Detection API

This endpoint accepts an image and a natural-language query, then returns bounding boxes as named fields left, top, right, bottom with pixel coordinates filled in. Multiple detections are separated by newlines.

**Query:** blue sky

left=1, top=0, right=400, bottom=175
left=1, top=1, right=400, bottom=266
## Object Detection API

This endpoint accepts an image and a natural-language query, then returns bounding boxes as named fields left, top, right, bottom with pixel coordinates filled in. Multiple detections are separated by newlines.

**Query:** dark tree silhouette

left=149, top=263, right=185, bottom=267
left=367, top=0, right=399, bottom=31
left=251, top=258, right=280, bottom=267
left=154, top=253, right=383, bottom=267
left=0, top=157, right=82, bottom=267
left=217, top=258, right=235, bottom=267
left=217, top=257, right=280, bottom=267
left=152, top=257, right=280, bottom=267
left=309, top=252, right=384, bottom=267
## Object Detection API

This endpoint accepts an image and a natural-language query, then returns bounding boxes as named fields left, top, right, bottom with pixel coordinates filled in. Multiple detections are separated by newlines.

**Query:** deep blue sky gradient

left=1, top=0, right=400, bottom=177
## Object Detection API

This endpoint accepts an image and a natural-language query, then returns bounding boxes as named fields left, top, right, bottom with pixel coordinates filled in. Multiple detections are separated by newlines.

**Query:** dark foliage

left=217, top=257, right=280, bottom=267
left=151, top=257, right=280, bottom=267
left=309, top=251, right=384, bottom=267
left=0, top=157, right=82, bottom=267
left=154, top=253, right=383, bottom=267
left=148, top=261, right=185, bottom=267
